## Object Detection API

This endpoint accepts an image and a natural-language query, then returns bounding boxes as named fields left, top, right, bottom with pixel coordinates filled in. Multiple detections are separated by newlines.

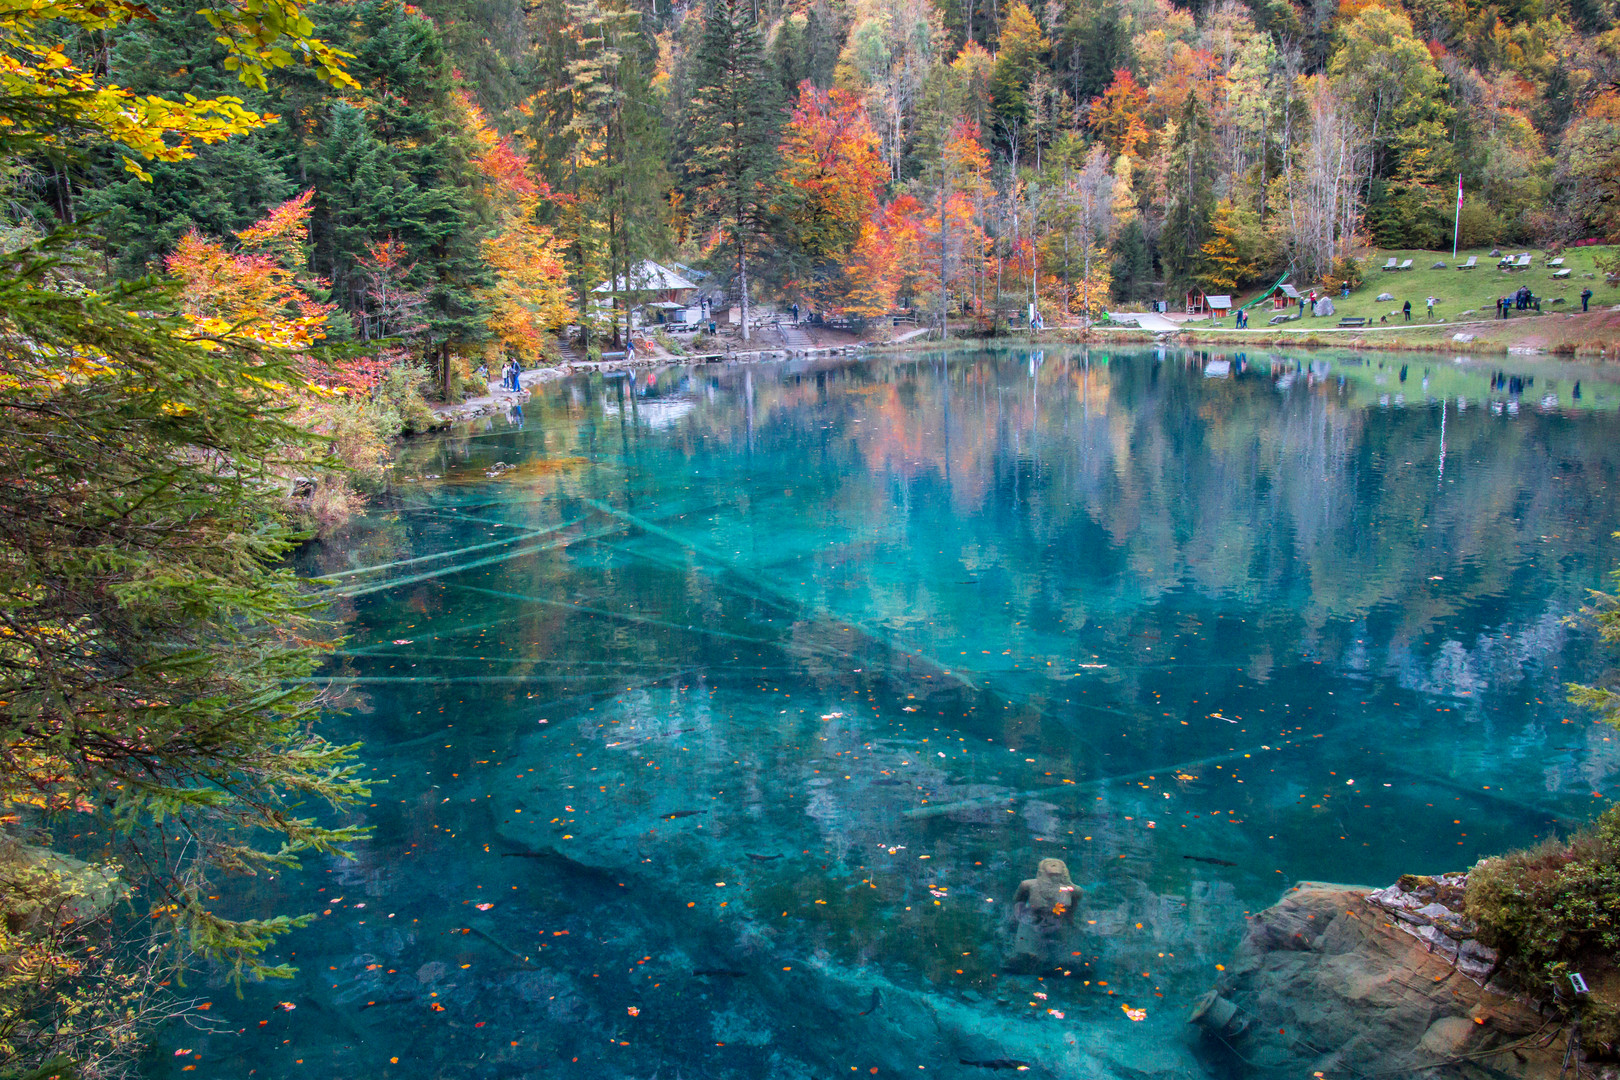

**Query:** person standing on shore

left=1426, top=296, right=1435, bottom=319
left=1582, top=287, right=1593, bottom=312
left=1403, top=300, right=1411, bottom=321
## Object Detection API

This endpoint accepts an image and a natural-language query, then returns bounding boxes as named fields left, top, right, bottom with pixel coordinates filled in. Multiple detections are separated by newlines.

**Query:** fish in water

left=857, top=989, right=881, bottom=1016
left=692, top=968, right=747, bottom=978
left=1183, top=855, right=1237, bottom=867
left=869, top=778, right=905, bottom=786
left=359, top=994, right=416, bottom=1010
left=959, top=1060, right=1032, bottom=1071
left=745, top=853, right=782, bottom=861
left=494, top=846, right=623, bottom=886
left=662, top=810, right=704, bottom=820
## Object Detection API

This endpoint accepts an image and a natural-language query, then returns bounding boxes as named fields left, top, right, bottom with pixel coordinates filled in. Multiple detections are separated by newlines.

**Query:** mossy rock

left=0, top=838, right=125, bottom=932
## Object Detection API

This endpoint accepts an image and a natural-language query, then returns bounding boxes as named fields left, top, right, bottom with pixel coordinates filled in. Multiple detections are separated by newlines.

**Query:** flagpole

left=1453, top=174, right=1462, bottom=259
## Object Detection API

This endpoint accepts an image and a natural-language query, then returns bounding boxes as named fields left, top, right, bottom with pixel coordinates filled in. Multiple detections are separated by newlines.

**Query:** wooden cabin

left=592, top=260, right=700, bottom=308
left=1186, top=290, right=1233, bottom=317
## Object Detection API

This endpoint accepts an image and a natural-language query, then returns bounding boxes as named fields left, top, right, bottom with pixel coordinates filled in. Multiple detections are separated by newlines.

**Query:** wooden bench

left=1338, top=316, right=1368, bottom=327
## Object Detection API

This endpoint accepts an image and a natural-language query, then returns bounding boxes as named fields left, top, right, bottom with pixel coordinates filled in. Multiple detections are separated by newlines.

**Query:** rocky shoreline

left=1202, top=878, right=1609, bottom=1079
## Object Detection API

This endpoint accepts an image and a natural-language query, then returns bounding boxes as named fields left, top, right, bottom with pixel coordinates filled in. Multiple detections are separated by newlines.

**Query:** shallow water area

left=151, top=347, right=1620, bottom=1079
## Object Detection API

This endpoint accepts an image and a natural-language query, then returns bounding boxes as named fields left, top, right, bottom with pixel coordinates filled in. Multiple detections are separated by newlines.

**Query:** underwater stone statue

left=1006, top=858, right=1079, bottom=971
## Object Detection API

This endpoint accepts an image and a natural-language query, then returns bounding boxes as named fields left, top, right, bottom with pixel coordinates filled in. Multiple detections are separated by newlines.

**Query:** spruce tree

left=302, top=0, right=489, bottom=394
left=562, top=0, right=670, bottom=349
left=989, top=0, right=1050, bottom=156
left=78, top=0, right=294, bottom=275
left=685, top=0, right=783, bottom=342
left=1109, top=217, right=1151, bottom=302
left=1160, top=93, right=1216, bottom=289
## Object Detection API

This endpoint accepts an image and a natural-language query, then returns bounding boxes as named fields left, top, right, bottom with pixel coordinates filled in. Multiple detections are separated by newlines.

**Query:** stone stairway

left=550, top=335, right=587, bottom=364
left=779, top=324, right=813, bottom=349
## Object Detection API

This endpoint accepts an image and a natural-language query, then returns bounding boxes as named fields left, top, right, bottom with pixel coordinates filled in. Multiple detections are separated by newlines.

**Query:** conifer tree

left=77, top=1, right=294, bottom=275
left=561, top=0, right=669, bottom=349
left=1109, top=217, right=1151, bottom=301
left=0, top=4, right=369, bottom=1071
left=1160, top=92, right=1216, bottom=289
left=685, top=0, right=783, bottom=342
left=988, top=0, right=1049, bottom=156
left=302, top=0, right=488, bottom=397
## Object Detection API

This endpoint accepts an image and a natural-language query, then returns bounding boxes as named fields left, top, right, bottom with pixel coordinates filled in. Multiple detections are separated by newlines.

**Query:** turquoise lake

left=154, top=347, right=1620, bottom=1079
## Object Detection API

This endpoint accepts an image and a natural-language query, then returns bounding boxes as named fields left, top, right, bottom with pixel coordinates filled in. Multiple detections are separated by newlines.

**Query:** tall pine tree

left=685, top=0, right=783, bottom=342
left=301, top=0, right=488, bottom=394
left=1160, top=93, right=1216, bottom=290
left=564, top=0, right=669, bottom=349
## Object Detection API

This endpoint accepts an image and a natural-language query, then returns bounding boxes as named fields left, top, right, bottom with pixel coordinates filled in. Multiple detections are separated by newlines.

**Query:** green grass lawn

left=1224, top=245, right=1614, bottom=327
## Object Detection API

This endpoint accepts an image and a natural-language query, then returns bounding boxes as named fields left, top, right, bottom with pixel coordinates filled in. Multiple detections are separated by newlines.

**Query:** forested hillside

left=14, top=0, right=1620, bottom=366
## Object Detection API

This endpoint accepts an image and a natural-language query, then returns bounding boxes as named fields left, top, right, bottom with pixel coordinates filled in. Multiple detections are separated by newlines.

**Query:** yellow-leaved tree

left=0, top=0, right=355, bottom=178
left=458, top=93, right=570, bottom=364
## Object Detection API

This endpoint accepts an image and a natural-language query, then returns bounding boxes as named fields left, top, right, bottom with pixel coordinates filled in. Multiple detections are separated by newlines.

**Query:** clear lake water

left=148, top=346, right=1620, bottom=1080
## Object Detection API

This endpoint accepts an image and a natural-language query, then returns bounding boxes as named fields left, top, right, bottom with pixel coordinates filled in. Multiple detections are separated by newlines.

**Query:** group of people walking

left=498, top=358, right=523, bottom=390
left=474, top=359, right=525, bottom=392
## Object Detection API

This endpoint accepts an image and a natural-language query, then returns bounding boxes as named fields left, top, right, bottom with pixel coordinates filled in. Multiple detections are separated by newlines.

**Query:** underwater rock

left=1204, top=881, right=1560, bottom=1078
left=710, top=1003, right=775, bottom=1046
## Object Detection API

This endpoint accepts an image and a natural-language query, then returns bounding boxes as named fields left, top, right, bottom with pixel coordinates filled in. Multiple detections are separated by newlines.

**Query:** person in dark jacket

left=1403, top=300, right=1411, bottom=321
left=1582, top=287, right=1593, bottom=312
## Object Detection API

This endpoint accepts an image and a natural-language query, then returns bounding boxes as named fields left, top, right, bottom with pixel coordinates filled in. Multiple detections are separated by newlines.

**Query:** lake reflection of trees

left=566, top=349, right=1619, bottom=624
left=433, top=349, right=1620, bottom=801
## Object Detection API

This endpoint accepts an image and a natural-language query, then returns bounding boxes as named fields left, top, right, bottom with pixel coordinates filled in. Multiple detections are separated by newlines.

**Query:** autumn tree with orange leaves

left=1087, top=70, right=1151, bottom=158
left=461, top=95, right=569, bottom=363
left=167, top=191, right=335, bottom=355
left=778, top=82, right=888, bottom=313
left=842, top=195, right=929, bottom=319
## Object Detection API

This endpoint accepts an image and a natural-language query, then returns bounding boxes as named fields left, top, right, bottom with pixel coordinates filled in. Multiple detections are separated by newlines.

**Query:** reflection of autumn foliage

left=459, top=93, right=570, bottom=362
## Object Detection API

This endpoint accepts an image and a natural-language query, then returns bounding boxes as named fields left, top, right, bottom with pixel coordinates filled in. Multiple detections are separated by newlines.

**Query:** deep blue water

left=152, top=347, right=1620, bottom=1079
